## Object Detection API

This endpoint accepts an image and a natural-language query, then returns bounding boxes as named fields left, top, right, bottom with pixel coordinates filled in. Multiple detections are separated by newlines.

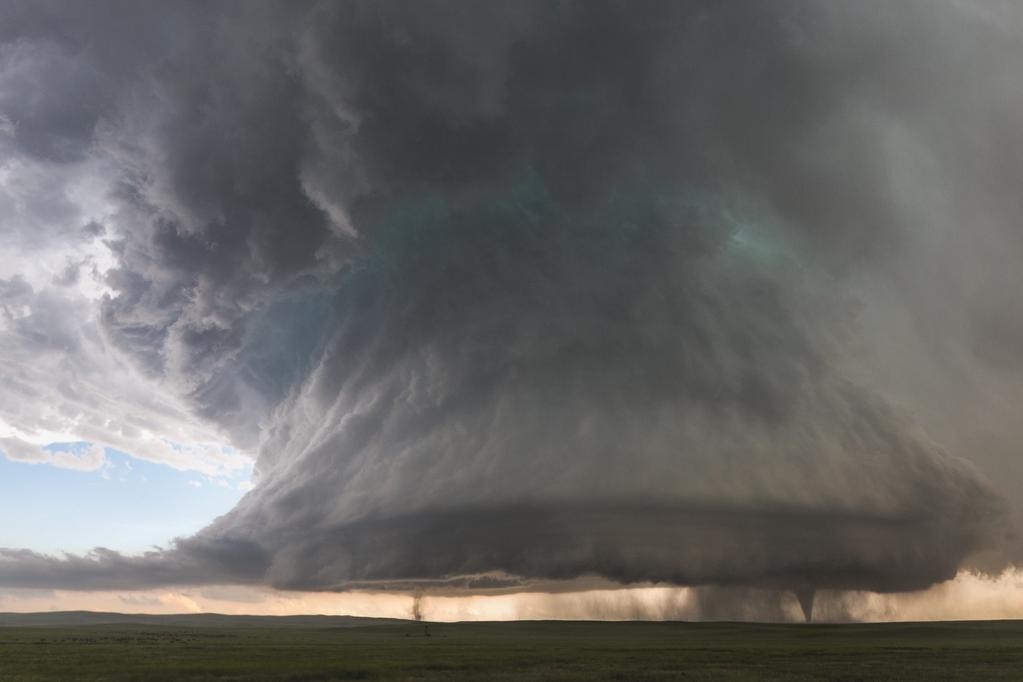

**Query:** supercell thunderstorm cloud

left=1, top=0, right=1023, bottom=617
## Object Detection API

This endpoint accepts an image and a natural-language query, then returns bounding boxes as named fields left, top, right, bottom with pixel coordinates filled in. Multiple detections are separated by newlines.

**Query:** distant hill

left=0, top=610, right=410, bottom=628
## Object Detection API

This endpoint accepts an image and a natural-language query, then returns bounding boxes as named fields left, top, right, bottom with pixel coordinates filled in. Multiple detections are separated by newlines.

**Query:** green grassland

left=1, top=615, right=1022, bottom=681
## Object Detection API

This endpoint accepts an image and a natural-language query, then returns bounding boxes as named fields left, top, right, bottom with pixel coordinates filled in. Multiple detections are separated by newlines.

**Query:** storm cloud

left=1, top=0, right=1021, bottom=606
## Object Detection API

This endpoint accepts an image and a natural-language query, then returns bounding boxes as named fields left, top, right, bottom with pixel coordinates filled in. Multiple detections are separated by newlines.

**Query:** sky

left=0, top=447, right=250, bottom=554
left=3, top=0, right=1023, bottom=621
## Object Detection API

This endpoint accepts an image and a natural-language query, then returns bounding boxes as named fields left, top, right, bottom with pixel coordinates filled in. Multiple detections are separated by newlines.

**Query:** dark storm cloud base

left=265, top=503, right=979, bottom=593
left=0, top=500, right=995, bottom=598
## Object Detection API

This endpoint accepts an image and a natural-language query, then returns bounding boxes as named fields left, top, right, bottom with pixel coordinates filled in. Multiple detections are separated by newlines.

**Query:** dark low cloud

left=1, top=0, right=1021, bottom=605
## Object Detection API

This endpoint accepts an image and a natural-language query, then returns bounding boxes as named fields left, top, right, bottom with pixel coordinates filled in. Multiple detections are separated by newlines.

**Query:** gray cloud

left=0, top=272, right=246, bottom=474
left=0, top=0, right=1020, bottom=606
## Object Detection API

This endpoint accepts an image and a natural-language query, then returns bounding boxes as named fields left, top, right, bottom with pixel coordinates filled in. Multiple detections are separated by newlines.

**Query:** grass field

left=2, top=615, right=1022, bottom=680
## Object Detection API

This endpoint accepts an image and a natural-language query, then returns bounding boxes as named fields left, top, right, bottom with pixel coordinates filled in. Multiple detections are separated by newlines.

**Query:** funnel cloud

left=0, top=1, right=1020, bottom=610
